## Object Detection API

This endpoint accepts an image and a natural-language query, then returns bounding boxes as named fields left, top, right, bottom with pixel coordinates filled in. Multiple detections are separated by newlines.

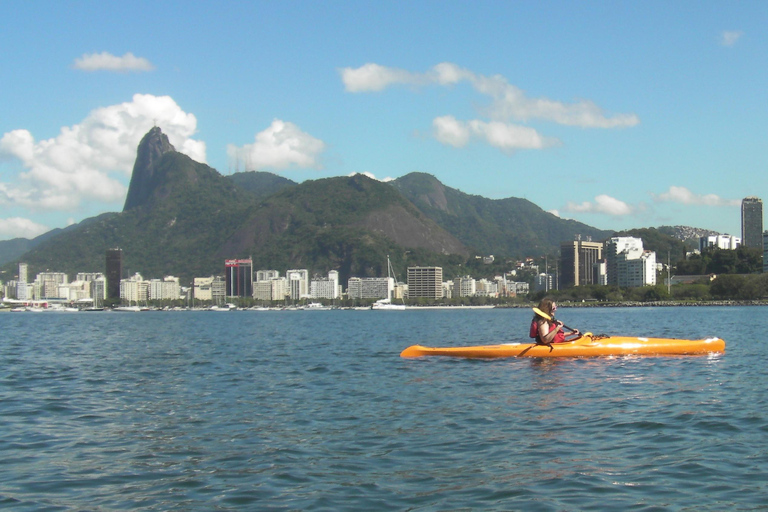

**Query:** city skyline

left=1, top=2, right=766, bottom=241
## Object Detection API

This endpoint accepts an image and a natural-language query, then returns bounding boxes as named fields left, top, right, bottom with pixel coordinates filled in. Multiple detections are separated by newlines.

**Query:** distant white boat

left=371, top=255, right=406, bottom=310
left=114, top=305, right=142, bottom=312
left=306, top=302, right=331, bottom=310
left=210, top=303, right=237, bottom=312
left=371, top=298, right=406, bottom=311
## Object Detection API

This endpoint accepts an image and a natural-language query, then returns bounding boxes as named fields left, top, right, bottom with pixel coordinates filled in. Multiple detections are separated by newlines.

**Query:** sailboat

left=372, top=256, right=406, bottom=310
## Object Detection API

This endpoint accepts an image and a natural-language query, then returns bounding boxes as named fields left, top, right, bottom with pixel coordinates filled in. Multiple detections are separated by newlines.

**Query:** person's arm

left=538, top=320, right=561, bottom=344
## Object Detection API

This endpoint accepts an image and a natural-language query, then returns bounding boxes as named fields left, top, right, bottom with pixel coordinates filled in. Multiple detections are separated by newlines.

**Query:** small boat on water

left=371, top=298, right=406, bottom=310
left=371, top=255, right=406, bottom=310
left=401, top=334, right=726, bottom=359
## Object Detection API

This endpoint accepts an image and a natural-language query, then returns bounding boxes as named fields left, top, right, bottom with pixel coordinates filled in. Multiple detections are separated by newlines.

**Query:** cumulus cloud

left=0, top=217, right=50, bottom=239
left=433, top=115, right=559, bottom=151
left=340, top=62, right=639, bottom=129
left=227, top=119, right=325, bottom=171
left=564, top=195, right=635, bottom=216
left=653, top=186, right=739, bottom=206
left=74, top=52, right=154, bottom=72
left=0, top=94, right=205, bottom=211
left=721, top=31, right=743, bottom=47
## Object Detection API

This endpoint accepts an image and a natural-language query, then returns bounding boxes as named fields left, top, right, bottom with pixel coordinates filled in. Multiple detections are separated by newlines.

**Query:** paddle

left=532, top=307, right=578, bottom=333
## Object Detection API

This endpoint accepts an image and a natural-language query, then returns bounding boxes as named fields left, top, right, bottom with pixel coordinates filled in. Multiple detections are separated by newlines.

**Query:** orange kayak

left=400, top=334, right=726, bottom=359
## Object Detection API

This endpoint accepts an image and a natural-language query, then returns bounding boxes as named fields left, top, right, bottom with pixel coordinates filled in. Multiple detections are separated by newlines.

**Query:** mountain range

left=0, top=127, right=711, bottom=285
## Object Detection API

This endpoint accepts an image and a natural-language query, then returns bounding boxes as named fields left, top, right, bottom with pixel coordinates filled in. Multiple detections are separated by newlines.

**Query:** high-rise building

left=407, top=267, right=443, bottom=299
left=560, top=239, right=603, bottom=288
left=741, top=197, right=763, bottom=248
left=286, top=269, right=309, bottom=299
left=105, top=248, right=123, bottom=299
left=225, top=259, right=253, bottom=297
left=763, top=231, right=768, bottom=273
left=604, top=237, right=657, bottom=287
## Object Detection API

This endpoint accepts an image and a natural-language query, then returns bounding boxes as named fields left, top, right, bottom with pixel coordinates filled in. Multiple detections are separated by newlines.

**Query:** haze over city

left=1, top=1, right=765, bottom=240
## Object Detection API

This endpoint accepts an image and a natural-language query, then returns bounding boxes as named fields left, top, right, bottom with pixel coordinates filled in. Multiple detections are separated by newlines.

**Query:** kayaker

left=530, top=299, right=580, bottom=345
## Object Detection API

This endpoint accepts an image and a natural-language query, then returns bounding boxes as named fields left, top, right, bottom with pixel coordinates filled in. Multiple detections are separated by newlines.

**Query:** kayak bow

left=400, top=334, right=725, bottom=359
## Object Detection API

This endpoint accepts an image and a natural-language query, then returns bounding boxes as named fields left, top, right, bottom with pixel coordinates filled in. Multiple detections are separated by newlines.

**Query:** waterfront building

left=560, top=238, right=602, bottom=288
left=34, top=272, right=68, bottom=299
left=193, top=276, right=214, bottom=301
left=120, top=273, right=148, bottom=303
left=347, top=277, right=392, bottom=300
left=741, top=197, right=763, bottom=248
left=225, top=259, right=253, bottom=298
left=699, top=234, right=741, bottom=251
left=310, top=271, right=340, bottom=300
left=106, top=248, right=123, bottom=300
left=90, top=277, right=106, bottom=304
left=286, top=269, right=309, bottom=300
left=256, top=269, right=280, bottom=281
left=149, top=276, right=181, bottom=301
left=453, top=276, right=476, bottom=298
left=475, top=278, right=498, bottom=298
left=407, top=267, right=443, bottom=299
left=16, top=262, right=31, bottom=301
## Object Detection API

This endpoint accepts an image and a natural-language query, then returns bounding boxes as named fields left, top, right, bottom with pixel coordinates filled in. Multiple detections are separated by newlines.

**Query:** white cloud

left=339, top=63, right=427, bottom=92
left=0, top=94, right=205, bottom=211
left=433, top=116, right=471, bottom=147
left=227, top=119, right=325, bottom=171
left=654, top=186, right=739, bottom=207
left=341, top=62, right=639, bottom=129
left=0, top=217, right=50, bottom=239
left=721, top=31, right=743, bottom=47
left=74, top=52, right=154, bottom=72
left=433, top=115, right=559, bottom=151
left=564, top=195, right=634, bottom=216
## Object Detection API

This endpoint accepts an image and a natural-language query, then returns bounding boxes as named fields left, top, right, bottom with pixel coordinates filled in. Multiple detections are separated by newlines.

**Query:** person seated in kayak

left=530, top=299, right=580, bottom=345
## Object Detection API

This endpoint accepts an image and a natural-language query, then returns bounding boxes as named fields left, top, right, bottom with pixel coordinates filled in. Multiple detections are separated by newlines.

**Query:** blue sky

left=1, top=1, right=766, bottom=241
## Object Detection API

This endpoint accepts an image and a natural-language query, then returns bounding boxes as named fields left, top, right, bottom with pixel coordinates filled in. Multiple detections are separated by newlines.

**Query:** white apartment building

left=605, top=237, right=657, bottom=287
left=286, top=269, right=309, bottom=300
left=253, top=277, right=289, bottom=301
left=699, top=234, right=741, bottom=251
left=17, top=263, right=30, bottom=301
left=506, top=281, right=530, bottom=297
left=120, top=273, right=148, bottom=303
left=616, top=250, right=657, bottom=287
left=35, top=272, right=68, bottom=299
left=148, top=276, right=181, bottom=301
left=310, top=270, right=340, bottom=299
left=347, top=277, right=393, bottom=300
left=256, top=269, right=280, bottom=281
left=453, top=276, right=476, bottom=297
left=475, top=278, right=498, bottom=298
left=193, top=276, right=226, bottom=302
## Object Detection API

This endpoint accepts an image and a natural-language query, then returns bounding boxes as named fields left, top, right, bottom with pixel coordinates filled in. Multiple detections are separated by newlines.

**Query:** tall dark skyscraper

left=741, top=197, right=763, bottom=248
left=225, top=258, right=253, bottom=297
left=105, top=248, right=123, bottom=299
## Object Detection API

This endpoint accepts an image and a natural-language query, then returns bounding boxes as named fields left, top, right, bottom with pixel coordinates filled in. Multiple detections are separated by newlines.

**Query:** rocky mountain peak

left=123, top=127, right=176, bottom=211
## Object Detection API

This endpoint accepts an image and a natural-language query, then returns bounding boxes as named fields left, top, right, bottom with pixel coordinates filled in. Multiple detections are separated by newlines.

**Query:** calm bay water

left=1, top=306, right=766, bottom=510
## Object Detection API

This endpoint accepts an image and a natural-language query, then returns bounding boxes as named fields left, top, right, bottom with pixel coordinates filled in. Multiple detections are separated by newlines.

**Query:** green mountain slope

left=392, top=172, right=613, bottom=256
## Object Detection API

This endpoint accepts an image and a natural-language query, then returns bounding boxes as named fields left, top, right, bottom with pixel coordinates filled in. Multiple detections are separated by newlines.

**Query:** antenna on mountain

left=153, top=118, right=157, bottom=128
